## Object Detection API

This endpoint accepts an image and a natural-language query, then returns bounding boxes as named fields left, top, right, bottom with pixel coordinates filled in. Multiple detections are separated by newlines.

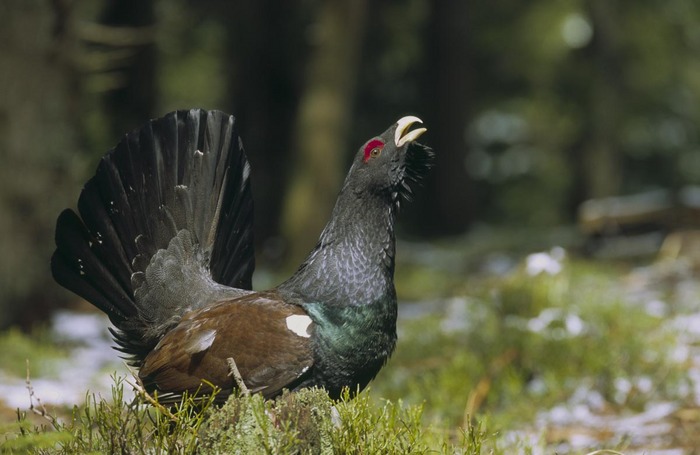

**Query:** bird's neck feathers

left=280, top=188, right=397, bottom=309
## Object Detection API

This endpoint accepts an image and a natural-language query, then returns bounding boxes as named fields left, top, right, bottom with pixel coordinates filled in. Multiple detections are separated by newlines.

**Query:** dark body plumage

left=52, top=109, right=432, bottom=401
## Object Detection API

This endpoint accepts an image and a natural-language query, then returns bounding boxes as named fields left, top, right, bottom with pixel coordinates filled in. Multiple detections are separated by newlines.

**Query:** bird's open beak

left=394, top=116, right=427, bottom=147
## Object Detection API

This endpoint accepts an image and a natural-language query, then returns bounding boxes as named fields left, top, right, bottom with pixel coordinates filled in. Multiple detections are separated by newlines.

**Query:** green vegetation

left=2, top=382, right=491, bottom=454
left=0, top=328, right=69, bottom=378
left=381, top=258, right=684, bottom=432
left=1, top=254, right=694, bottom=453
left=2, top=377, right=214, bottom=454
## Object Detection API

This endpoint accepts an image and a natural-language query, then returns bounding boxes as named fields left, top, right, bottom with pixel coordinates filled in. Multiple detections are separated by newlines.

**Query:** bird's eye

left=363, top=139, right=385, bottom=162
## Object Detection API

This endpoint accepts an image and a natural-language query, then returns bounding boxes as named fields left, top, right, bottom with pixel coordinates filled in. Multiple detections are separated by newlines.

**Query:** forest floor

left=1, top=227, right=700, bottom=453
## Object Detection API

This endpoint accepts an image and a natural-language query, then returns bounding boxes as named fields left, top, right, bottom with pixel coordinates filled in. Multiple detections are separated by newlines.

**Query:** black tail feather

left=52, top=210, right=135, bottom=323
left=211, top=136, right=254, bottom=288
left=77, top=179, right=134, bottom=291
left=52, top=109, right=255, bottom=363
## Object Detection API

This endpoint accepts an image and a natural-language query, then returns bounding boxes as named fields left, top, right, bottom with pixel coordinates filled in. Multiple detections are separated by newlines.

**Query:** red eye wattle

left=363, top=139, right=384, bottom=162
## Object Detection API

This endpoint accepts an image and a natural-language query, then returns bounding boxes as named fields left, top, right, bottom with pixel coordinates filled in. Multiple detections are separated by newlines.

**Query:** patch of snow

left=0, top=310, right=131, bottom=409
left=525, top=247, right=565, bottom=276
left=644, top=299, right=667, bottom=317
left=525, top=308, right=586, bottom=339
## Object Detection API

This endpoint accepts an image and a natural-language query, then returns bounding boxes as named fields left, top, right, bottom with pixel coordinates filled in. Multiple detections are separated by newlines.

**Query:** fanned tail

left=52, top=109, right=255, bottom=364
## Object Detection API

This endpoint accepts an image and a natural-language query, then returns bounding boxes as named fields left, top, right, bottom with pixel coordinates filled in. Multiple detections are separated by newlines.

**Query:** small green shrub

left=198, top=387, right=492, bottom=454
left=2, top=376, right=217, bottom=454
left=3, top=380, right=495, bottom=454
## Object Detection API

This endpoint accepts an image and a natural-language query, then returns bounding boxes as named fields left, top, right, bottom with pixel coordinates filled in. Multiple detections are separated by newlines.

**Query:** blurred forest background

left=2, top=0, right=700, bottom=329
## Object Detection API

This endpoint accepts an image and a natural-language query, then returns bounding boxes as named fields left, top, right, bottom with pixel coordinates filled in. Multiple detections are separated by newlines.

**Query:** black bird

left=52, top=109, right=432, bottom=401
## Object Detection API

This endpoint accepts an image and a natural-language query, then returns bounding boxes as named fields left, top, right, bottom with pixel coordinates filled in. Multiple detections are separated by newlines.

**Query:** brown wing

left=139, top=291, right=314, bottom=400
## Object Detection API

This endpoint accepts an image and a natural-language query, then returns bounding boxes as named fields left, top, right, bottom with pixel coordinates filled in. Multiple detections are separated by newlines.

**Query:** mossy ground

left=1, top=238, right=699, bottom=453
left=2, top=383, right=491, bottom=454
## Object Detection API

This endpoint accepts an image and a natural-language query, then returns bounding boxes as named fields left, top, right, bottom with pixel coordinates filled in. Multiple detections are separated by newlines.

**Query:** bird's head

left=346, top=116, right=433, bottom=204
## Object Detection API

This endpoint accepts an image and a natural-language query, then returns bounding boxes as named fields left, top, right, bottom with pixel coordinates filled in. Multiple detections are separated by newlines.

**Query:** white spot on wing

left=184, top=329, right=217, bottom=354
left=286, top=315, right=312, bottom=338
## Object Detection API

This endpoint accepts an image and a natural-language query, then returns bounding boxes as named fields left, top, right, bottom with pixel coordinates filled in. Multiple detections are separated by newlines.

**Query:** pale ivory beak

left=394, top=116, right=427, bottom=147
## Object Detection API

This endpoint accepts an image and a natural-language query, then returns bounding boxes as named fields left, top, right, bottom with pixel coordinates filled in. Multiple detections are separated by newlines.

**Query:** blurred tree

left=0, top=0, right=85, bottom=328
left=577, top=0, right=624, bottom=199
left=95, top=0, right=157, bottom=137
left=412, top=0, right=475, bottom=236
left=280, top=0, right=369, bottom=265
left=217, top=0, right=310, bottom=266
left=459, top=0, right=700, bottom=224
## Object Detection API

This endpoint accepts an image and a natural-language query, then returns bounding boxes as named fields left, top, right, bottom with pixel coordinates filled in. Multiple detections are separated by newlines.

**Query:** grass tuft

left=2, top=375, right=218, bottom=454
left=3, top=380, right=495, bottom=454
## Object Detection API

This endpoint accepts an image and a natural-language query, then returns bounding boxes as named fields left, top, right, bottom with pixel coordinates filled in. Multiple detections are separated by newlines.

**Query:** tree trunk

left=408, top=0, right=474, bottom=236
left=280, top=0, right=368, bottom=265
left=0, top=0, right=84, bottom=328
left=97, top=0, right=157, bottom=136
left=220, top=0, right=309, bottom=267
left=580, top=0, right=624, bottom=198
